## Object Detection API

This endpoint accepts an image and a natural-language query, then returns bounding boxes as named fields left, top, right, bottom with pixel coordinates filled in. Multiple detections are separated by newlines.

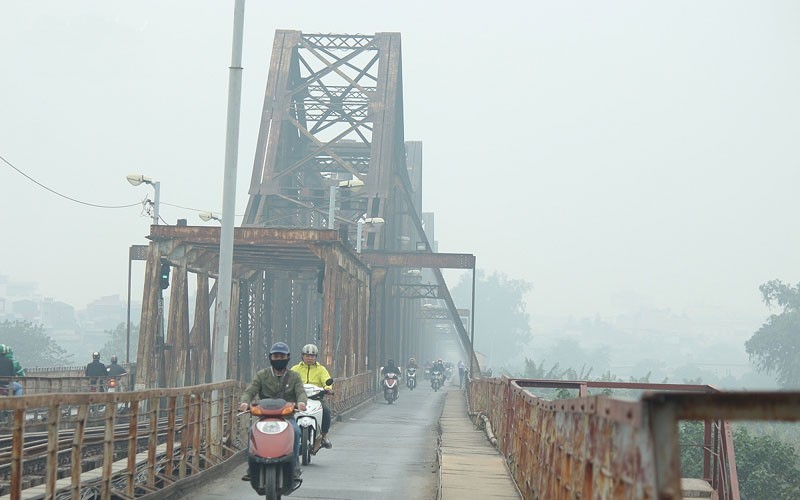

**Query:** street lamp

left=127, top=174, right=161, bottom=225
left=356, top=217, right=385, bottom=253
left=199, top=212, right=222, bottom=223
left=328, top=179, right=366, bottom=229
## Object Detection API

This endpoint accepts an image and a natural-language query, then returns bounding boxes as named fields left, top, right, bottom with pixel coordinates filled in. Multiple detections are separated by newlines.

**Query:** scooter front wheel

left=264, top=464, right=280, bottom=500
left=300, top=426, right=312, bottom=465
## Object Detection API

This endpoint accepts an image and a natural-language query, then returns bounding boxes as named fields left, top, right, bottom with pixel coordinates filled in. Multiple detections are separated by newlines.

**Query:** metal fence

left=467, top=376, right=800, bottom=500
left=0, top=369, right=381, bottom=499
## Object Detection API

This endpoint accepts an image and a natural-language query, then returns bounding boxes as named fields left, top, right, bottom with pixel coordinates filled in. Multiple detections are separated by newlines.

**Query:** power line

left=0, top=153, right=140, bottom=209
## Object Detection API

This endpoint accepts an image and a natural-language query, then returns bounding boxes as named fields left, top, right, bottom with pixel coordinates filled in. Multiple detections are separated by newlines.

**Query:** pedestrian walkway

left=438, top=388, right=521, bottom=499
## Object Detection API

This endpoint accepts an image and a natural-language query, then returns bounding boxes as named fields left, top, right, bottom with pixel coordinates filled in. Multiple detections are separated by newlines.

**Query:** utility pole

left=213, top=0, right=245, bottom=383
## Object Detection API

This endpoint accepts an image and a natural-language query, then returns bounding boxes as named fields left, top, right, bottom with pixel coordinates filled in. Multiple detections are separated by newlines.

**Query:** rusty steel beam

left=420, top=307, right=450, bottom=320
left=359, top=251, right=475, bottom=269
left=396, top=283, right=440, bottom=299
left=644, top=392, right=800, bottom=500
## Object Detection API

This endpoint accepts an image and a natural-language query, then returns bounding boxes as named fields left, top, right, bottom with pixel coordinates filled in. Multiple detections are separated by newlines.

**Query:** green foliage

left=678, top=421, right=704, bottom=478
left=0, top=320, right=73, bottom=367
left=452, top=270, right=533, bottom=363
left=734, top=426, right=800, bottom=500
left=100, top=322, right=138, bottom=362
left=679, top=421, right=800, bottom=499
left=746, top=280, right=800, bottom=387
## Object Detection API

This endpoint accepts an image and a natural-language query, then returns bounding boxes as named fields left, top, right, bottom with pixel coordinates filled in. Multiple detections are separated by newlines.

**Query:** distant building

left=82, top=294, right=127, bottom=331
left=41, top=298, right=78, bottom=330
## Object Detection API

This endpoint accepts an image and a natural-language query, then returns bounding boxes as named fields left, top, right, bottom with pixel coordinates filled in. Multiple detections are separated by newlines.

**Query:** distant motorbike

left=295, top=379, right=333, bottom=465
left=383, top=372, right=399, bottom=404
left=106, top=377, right=119, bottom=393
left=243, top=398, right=302, bottom=499
left=406, top=367, right=417, bottom=390
left=430, top=369, right=443, bottom=392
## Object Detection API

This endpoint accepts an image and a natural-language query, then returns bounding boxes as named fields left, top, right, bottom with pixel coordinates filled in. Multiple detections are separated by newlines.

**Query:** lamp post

left=126, top=174, right=161, bottom=225
left=199, top=212, right=222, bottom=223
left=356, top=217, right=385, bottom=253
left=328, top=179, right=366, bottom=229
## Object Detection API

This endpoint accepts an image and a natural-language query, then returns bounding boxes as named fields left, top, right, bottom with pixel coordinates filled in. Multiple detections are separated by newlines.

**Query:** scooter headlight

left=256, top=420, right=289, bottom=435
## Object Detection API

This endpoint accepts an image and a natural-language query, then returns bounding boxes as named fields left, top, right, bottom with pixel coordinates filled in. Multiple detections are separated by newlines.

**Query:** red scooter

left=244, top=398, right=302, bottom=499
left=383, top=372, right=399, bottom=404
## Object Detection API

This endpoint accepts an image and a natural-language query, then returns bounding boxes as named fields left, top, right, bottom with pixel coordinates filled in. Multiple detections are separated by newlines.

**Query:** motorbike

left=295, top=378, right=333, bottom=465
left=406, top=367, right=417, bottom=390
left=430, top=369, right=444, bottom=392
left=244, top=398, right=302, bottom=499
left=106, top=377, right=119, bottom=393
left=383, top=372, right=399, bottom=404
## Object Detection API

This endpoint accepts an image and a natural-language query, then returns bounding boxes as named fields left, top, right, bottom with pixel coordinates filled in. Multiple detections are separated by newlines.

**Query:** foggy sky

left=1, top=1, right=799, bottom=332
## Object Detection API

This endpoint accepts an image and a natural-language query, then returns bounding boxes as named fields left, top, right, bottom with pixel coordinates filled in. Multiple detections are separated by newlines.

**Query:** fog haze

left=2, top=1, right=799, bottom=347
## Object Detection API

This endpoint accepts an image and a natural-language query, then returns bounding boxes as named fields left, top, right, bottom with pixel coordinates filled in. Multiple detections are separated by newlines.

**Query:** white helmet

left=301, top=344, right=319, bottom=355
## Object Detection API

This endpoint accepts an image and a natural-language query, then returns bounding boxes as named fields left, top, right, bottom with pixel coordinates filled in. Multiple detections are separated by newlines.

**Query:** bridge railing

left=0, top=369, right=380, bottom=498
left=328, top=369, right=380, bottom=416
left=467, top=376, right=800, bottom=500
left=0, top=381, right=247, bottom=499
left=1, top=376, right=136, bottom=395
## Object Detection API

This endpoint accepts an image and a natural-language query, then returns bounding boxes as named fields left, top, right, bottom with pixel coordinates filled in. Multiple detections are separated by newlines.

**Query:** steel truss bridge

left=1, top=31, right=799, bottom=500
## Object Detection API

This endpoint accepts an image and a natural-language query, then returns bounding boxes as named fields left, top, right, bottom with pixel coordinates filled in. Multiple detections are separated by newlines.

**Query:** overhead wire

left=0, top=153, right=141, bottom=209
left=0, top=154, right=248, bottom=219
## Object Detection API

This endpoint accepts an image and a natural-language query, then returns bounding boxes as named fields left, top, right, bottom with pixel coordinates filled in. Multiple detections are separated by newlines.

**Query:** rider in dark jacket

left=381, top=359, right=400, bottom=376
left=85, top=352, right=107, bottom=391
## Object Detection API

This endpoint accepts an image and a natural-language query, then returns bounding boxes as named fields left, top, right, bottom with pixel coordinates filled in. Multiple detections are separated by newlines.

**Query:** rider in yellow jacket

left=290, top=344, right=334, bottom=450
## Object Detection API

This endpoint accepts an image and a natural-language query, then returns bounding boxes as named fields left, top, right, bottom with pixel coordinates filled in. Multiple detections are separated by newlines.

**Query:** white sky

left=1, top=1, right=799, bottom=323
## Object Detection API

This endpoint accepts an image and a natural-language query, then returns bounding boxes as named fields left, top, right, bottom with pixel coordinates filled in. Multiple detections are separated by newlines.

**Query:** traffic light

left=159, top=262, right=171, bottom=290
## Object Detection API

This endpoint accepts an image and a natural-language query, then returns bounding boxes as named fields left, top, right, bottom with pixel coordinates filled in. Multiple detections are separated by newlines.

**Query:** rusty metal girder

left=419, top=307, right=450, bottom=319
left=395, top=283, right=440, bottom=299
left=149, top=225, right=345, bottom=274
left=359, top=251, right=475, bottom=269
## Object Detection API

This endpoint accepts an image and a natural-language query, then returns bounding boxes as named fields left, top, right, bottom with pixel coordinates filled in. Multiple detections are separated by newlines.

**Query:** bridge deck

left=440, top=389, right=520, bottom=499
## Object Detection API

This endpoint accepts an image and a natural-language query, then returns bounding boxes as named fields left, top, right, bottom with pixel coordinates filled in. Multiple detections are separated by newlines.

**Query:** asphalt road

left=187, top=379, right=449, bottom=499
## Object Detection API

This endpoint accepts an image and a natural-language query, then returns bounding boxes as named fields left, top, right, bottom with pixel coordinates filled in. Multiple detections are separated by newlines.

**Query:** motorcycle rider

left=239, top=342, right=307, bottom=481
left=382, top=358, right=401, bottom=376
left=291, top=343, right=334, bottom=451
left=405, top=357, right=419, bottom=389
left=0, top=347, right=16, bottom=396
left=85, top=352, right=107, bottom=392
left=107, top=355, right=127, bottom=390
left=431, top=358, right=445, bottom=388
left=381, top=358, right=401, bottom=399
left=0, top=345, right=25, bottom=395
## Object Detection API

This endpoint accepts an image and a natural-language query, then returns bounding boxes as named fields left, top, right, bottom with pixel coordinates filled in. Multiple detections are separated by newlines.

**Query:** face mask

left=270, top=358, right=289, bottom=371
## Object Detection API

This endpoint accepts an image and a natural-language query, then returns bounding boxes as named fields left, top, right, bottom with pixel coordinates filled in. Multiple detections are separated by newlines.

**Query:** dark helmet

left=92, top=351, right=100, bottom=360
left=269, top=342, right=290, bottom=355
left=387, top=359, right=395, bottom=366
left=110, top=355, right=118, bottom=364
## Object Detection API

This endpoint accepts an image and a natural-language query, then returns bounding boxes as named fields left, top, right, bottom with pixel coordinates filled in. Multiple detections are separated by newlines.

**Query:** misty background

left=1, top=1, right=799, bottom=386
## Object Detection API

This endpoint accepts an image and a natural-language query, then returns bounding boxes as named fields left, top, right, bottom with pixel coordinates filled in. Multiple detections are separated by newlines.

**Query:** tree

left=745, top=280, right=800, bottom=388
left=452, top=270, right=533, bottom=366
left=101, top=322, right=139, bottom=363
left=679, top=422, right=800, bottom=500
left=0, top=320, right=73, bottom=367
